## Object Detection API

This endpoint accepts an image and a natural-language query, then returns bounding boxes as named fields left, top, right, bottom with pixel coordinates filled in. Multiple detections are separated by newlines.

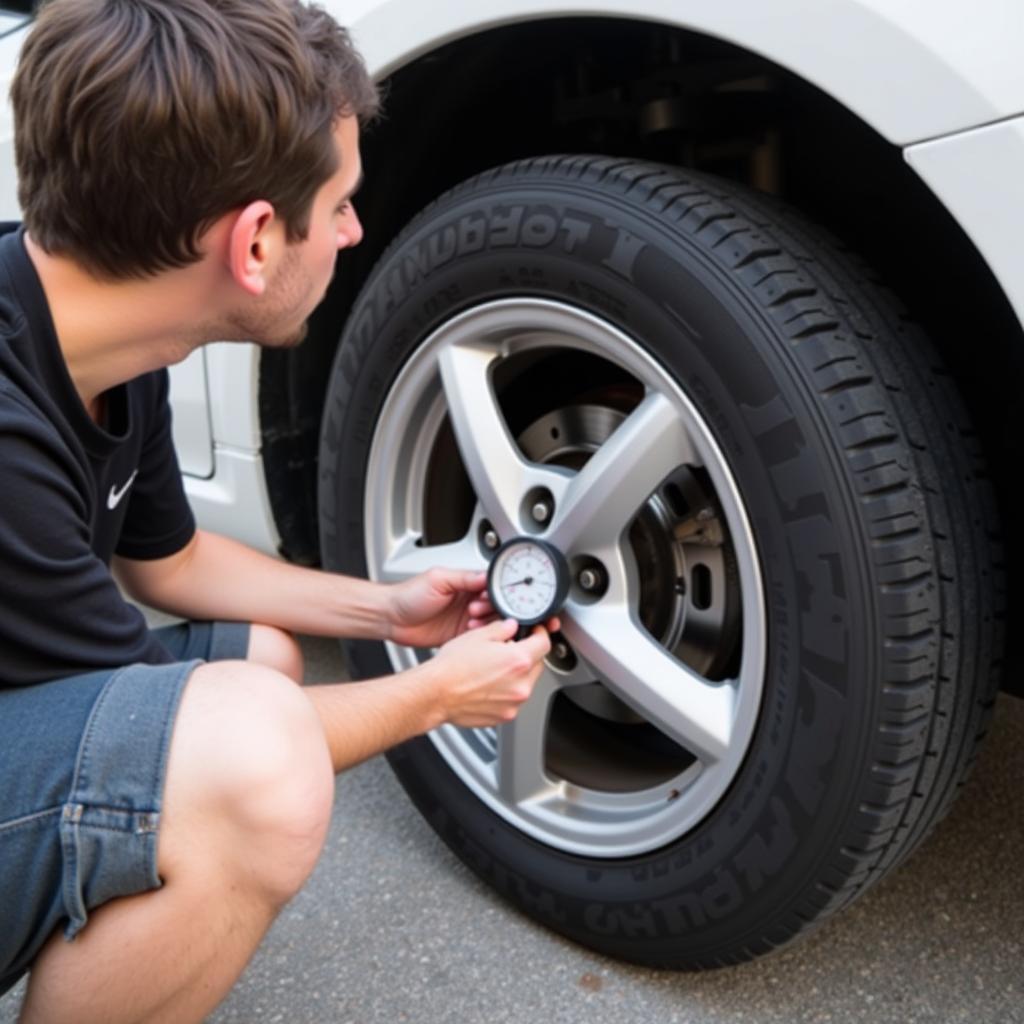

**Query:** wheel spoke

left=562, top=604, right=735, bottom=763
left=437, top=342, right=533, bottom=540
left=364, top=298, right=768, bottom=856
left=495, top=669, right=561, bottom=805
left=548, top=391, right=698, bottom=553
left=378, top=531, right=485, bottom=583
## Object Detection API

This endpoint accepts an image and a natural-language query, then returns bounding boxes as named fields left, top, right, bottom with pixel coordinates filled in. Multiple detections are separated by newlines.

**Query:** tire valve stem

left=668, top=789, right=681, bottom=802
left=674, top=575, right=687, bottom=596
left=483, top=528, right=500, bottom=550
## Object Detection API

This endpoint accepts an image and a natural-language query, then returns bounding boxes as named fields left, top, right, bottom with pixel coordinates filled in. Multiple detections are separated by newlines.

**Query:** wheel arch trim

left=337, top=0, right=1024, bottom=147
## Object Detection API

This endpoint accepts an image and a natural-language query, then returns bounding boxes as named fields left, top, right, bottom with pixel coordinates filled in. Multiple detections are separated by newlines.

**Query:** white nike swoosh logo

left=107, top=470, right=139, bottom=510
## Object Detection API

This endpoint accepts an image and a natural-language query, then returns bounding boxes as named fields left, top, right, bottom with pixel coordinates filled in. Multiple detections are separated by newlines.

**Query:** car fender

left=338, top=0, right=1024, bottom=145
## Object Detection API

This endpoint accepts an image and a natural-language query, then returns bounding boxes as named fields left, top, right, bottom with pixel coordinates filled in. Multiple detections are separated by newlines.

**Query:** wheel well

left=259, top=15, right=1018, bottom=688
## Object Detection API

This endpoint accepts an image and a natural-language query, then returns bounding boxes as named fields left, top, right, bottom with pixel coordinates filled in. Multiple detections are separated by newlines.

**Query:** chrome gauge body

left=487, top=538, right=569, bottom=628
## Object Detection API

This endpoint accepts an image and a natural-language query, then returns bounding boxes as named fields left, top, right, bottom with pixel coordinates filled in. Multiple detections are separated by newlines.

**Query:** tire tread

left=479, top=155, right=1004, bottom=961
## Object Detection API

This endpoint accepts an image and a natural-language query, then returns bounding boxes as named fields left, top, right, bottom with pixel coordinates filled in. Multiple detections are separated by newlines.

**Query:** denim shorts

left=0, top=620, right=250, bottom=997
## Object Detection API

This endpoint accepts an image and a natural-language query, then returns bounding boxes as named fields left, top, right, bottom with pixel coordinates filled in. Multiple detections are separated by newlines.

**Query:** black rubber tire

left=318, top=157, right=1004, bottom=968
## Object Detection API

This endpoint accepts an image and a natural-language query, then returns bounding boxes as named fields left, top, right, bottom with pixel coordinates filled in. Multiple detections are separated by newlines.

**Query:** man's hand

left=428, top=617, right=553, bottom=727
left=304, top=614, right=559, bottom=773
left=386, top=568, right=495, bottom=648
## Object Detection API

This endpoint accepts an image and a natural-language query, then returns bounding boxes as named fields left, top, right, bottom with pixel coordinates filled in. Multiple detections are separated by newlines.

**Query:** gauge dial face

left=487, top=539, right=567, bottom=625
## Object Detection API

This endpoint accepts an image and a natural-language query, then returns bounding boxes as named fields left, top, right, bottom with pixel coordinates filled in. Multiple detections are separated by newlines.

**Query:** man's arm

left=120, top=527, right=553, bottom=773
left=305, top=618, right=550, bottom=772
left=114, top=528, right=397, bottom=640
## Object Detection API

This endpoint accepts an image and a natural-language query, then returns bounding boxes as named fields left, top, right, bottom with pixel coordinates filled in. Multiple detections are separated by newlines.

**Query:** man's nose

left=338, top=206, right=363, bottom=249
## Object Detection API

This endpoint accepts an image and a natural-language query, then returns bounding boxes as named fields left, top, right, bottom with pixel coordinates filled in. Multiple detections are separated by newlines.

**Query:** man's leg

left=247, top=623, right=305, bottom=682
left=19, top=659, right=334, bottom=1024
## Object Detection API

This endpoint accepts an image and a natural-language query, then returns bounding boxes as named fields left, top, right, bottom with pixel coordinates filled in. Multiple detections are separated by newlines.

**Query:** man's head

left=11, top=0, right=379, bottom=282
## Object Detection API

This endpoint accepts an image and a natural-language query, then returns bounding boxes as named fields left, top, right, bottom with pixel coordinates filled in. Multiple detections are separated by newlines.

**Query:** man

left=0, top=2, right=554, bottom=1020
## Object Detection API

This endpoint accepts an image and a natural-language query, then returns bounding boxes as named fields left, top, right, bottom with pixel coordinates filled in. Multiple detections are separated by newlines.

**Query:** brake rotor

left=517, top=402, right=742, bottom=727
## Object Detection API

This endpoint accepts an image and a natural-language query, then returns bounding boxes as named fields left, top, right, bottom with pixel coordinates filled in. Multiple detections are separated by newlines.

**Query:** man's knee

left=247, top=624, right=304, bottom=682
left=160, top=660, right=334, bottom=905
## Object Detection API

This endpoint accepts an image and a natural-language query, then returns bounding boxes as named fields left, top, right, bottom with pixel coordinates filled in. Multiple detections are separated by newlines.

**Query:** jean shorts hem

left=58, top=658, right=200, bottom=940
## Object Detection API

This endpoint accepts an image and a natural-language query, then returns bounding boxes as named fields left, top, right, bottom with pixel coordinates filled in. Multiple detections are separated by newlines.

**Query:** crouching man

left=0, top=2, right=553, bottom=1020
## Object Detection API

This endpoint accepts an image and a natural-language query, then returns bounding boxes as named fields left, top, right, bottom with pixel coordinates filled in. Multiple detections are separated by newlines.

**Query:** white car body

left=0, top=0, right=1019, bottom=551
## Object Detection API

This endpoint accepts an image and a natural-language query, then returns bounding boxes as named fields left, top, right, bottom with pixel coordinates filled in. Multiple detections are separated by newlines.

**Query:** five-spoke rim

left=364, top=298, right=765, bottom=857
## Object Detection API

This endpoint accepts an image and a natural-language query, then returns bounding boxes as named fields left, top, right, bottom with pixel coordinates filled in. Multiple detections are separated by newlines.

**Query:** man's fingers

left=490, top=617, right=519, bottom=640
left=426, top=567, right=486, bottom=596
left=468, top=598, right=494, bottom=618
left=459, top=570, right=487, bottom=592
left=514, top=623, right=552, bottom=660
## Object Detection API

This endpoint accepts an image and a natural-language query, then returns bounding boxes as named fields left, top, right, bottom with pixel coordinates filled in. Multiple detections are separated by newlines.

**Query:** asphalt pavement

left=2, top=636, right=1022, bottom=1023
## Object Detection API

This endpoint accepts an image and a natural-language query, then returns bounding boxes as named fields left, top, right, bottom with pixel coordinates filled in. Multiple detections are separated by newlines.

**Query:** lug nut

left=483, top=529, right=499, bottom=550
left=531, top=501, right=552, bottom=524
left=552, top=641, right=570, bottom=660
left=578, top=567, right=601, bottom=592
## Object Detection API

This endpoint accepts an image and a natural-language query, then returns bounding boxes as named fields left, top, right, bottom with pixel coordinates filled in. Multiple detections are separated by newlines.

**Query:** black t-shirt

left=0, top=226, right=196, bottom=687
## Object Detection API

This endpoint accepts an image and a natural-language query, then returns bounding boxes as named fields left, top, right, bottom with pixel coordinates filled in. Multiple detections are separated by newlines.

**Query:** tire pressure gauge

left=487, top=537, right=570, bottom=639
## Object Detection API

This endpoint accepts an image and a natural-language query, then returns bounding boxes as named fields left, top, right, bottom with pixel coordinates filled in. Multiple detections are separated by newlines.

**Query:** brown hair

left=11, top=0, right=379, bottom=279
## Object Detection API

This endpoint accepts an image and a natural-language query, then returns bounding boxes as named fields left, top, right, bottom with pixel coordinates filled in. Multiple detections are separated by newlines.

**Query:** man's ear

left=226, top=200, right=278, bottom=296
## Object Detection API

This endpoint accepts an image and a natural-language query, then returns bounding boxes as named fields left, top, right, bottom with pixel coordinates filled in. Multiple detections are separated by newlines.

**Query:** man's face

left=229, top=115, right=364, bottom=348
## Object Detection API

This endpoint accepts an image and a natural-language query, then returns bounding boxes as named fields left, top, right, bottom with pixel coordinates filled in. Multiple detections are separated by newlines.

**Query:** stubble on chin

left=279, top=320, right=310, bottom=349
left=218, top=245, right=315, bottom=348
left=220, top=305, right=310, bottom=350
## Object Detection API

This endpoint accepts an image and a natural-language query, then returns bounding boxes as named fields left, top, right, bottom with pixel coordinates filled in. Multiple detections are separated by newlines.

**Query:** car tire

left=318, top=156, right=1003, bottom=967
